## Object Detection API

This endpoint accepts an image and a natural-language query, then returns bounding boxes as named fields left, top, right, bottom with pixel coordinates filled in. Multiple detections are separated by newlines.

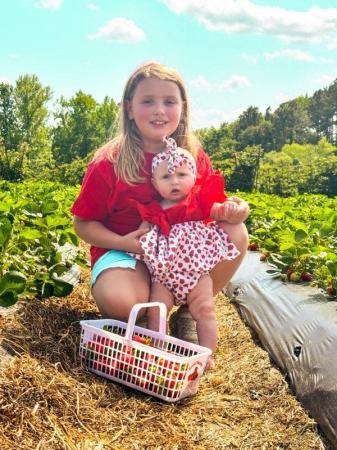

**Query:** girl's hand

left=118, top=228, right=149, bottom=254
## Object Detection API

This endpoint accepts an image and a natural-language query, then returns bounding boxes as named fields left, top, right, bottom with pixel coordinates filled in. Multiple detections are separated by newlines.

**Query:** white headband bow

left=151, top=137, right=196, bottom=176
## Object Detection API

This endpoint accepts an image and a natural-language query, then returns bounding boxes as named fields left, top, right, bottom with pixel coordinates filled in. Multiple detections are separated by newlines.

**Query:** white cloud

left=264, top=48, right=315, bottom=62
left=36, top=0, right=63, bottom=10
left=316, top=74, right=335, bottom=86
left=87, top=3, right=98, bottom=10
left=275, top=92, right=292, bottom=103
left=192, top=106, right=245, bottom=128
left=0, top=76, right=14, bottom=85
left=161, top=0, right=337, bottom=46
left=190, top=75, right=251, bottom=91
left=88, top=17, right=146, bottom=43
left=319, top=57, right=336, bottom=64
left=240, top=52, right=258, bottom=64
left=327, top=36, right=337, bottom=50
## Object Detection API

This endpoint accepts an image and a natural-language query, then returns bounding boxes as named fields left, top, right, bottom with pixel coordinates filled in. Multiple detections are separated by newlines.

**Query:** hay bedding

left=0, top=268, right=328, bottom=450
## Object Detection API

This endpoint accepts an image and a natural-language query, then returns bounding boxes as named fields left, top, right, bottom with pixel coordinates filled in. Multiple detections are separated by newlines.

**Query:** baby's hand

left=210, top=197, right=250, bottom=224
left=210, top=201, right=238, bottom=221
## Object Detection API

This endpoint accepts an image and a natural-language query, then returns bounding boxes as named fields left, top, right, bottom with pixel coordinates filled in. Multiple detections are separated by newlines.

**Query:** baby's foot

left=205, top=356, right=215, bottom=371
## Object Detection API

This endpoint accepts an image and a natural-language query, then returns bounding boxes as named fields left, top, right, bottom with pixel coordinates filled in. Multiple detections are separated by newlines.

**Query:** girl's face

left=152, top=161, right=195, bottom=203
left=127, top=77, right=183, bottom=152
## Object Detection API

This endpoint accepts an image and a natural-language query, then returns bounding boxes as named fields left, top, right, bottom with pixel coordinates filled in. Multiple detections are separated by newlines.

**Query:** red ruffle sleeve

left=126, top=171, right=227, bottom=235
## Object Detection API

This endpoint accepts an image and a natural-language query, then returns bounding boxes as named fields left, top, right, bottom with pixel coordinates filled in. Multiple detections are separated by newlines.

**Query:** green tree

left=227, top=145, right=264, bottom=192
left=258, top=151, right=301, bottom=196
left=52, top=91, right=119, bottom=164
left=238, top=119, right=274, bottom=152
left=14, top=74, right=52, bottom=148
left=0, top=83, right=20, bottom=150
left=309, top=79, right=337, bottom=144
left=0, top=75, right=52, bottom=181
left=272, top=96, right=315, bottom=150
left=258, top=139, right=337, bottom=196
left=196, top=122, right=236, bottom=156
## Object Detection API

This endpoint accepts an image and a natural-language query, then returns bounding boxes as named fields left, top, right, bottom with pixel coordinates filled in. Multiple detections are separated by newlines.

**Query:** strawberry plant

left=0, top=180, right=86, bottom=306
left=242, top=192, right=337, bottom=299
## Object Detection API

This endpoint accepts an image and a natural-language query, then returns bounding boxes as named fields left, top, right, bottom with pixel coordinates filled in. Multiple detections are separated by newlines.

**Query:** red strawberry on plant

left=287, top=267, right=294, bottom=280
left=327, top=286, right=336, bottom=296
left=248, top=242, right=258, bottom=251
left=260, top=251, right=270, bottom=261
left=289, top=272, right=301, bottom=282
left=301, top=272, right=313, bottom=282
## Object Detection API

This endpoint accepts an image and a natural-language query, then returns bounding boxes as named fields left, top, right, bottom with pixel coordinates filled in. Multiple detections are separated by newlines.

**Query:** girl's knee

left=94, top=290, right=140, bottom=320
left=92, top=270, right=150, bottom=320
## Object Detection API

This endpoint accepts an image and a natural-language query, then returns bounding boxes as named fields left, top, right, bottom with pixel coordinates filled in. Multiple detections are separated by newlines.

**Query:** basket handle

left=125, top=302, right=167, bottom=341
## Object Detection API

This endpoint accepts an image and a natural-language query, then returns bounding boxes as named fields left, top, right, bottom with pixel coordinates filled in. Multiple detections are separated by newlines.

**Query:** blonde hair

left=94, top=61, right=200, bottom=184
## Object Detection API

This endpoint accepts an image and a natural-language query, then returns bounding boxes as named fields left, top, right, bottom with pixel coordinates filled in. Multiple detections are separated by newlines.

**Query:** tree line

left=0, top=75, right=118, bottom=184
left=197, top=80, right=337, bottom=196
left=0, top=74, right=336, bottom=195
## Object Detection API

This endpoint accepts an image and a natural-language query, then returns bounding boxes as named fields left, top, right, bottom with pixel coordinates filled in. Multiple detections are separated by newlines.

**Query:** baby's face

left=152, top=160, right=195, bottom=203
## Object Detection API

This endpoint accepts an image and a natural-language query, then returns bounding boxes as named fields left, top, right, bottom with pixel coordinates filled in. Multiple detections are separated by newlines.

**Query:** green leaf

left=0, top=271, right=26, bottom=296
left=0, top=217, right=12, bottom=247
left=48, top=263, right=68, bottom=276
left=0, top=291, right=17, bottom=307
left=41, top=282, right=54, bottom=298
left=20, top=228, right=42, bottom=240
left=52, top=279, right=73, bottom=297
left=41, top=200, right=59, bottom=215
left=295, top=229, right=308, bottom=241
left=46, top=215, right=69, bottom=229
left=326, top=260, right=337, bottom=276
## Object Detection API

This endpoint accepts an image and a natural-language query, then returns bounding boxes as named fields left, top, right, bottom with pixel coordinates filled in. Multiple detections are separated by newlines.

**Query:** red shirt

left=71, top=148, right=214, bottom=267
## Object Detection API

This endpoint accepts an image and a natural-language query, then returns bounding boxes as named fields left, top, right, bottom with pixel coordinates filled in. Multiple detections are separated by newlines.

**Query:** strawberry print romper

left=139, top=220, right=239, bottom=304
left=128, top=172, right=240, bottom=305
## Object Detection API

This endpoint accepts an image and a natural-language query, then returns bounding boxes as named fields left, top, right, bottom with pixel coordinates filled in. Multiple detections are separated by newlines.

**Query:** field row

left=244, top=192, right=337, bottom=297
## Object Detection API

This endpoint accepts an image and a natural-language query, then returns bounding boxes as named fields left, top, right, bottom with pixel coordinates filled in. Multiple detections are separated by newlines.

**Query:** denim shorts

left=91, top=250, right=137, bottom=286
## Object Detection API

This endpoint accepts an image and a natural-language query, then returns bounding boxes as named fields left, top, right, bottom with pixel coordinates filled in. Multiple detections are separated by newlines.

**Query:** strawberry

left=327, top=287, right=336, bottom=296
left=188, top=367, right=199, bottom=381
left=248, top=243, right=258, bottom=251
left=301, top=272, right=312, bottom=282
left=132, top=335, right=152, bottom=345
left=106, top=360, right=119, bottom=376
left=287, top=267, right=294, bottom=280
left=260, top=251, right=270, bottom=261
left=289, top=272, right=301, bottom=282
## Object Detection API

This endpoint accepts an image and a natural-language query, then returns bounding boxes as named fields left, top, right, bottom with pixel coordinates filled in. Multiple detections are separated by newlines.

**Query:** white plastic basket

left=79, top=302, right=212, bottom=402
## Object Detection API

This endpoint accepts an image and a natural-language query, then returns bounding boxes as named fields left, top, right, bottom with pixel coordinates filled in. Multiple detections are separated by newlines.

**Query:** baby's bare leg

left=148, top=282, right=174, bottom=332
left=187, top=275, right=217, bottom=367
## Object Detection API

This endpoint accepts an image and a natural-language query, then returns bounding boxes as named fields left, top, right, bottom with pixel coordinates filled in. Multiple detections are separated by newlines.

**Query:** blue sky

left=1, top=0, right=337, bottom=129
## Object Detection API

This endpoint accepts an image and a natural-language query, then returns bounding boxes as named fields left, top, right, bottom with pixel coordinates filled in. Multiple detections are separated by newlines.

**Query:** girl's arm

left=73, top=216, right=148, bottom=254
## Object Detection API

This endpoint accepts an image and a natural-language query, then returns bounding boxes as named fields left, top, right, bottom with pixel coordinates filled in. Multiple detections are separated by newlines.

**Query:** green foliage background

left=1, top=73, right=336, bottom=195
left=1, top=74, right=336, bottom=303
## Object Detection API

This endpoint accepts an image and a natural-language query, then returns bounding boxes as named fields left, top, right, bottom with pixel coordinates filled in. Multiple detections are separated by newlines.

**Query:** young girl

left=127, top=136, right=243, bottom=367
left=71, top=60, right=249, bottom=346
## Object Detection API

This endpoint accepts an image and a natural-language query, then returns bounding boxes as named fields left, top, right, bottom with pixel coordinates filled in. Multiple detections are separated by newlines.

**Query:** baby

left=129, top=137, right=242, bottom=368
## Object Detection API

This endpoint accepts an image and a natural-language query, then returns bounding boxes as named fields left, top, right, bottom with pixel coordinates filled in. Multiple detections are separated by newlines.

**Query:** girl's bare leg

left=210, top=222, right=249, bottom=294
left=148, top=282, right=174, bottom=331
left=187, top=274, right=216, bottom=369
left=92, top=261, right=150, bottom=320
